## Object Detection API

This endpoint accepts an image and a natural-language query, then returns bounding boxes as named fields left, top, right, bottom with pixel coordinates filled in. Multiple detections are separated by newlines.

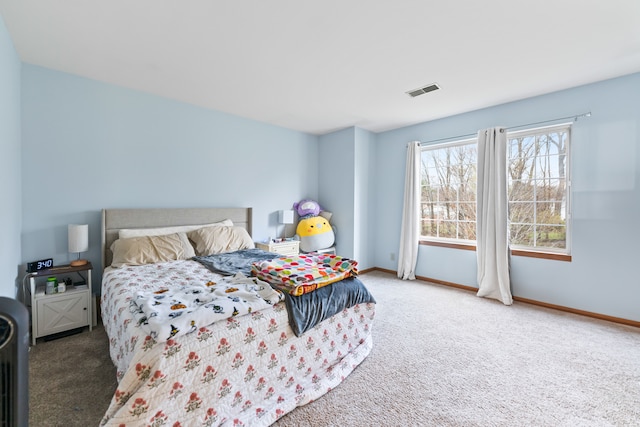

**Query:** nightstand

left=28, top=263, right=93, bottom=345
left=256, top=240, right=300, bottom=257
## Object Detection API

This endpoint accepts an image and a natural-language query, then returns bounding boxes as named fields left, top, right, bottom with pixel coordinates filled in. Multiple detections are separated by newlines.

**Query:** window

left=508, top=124, right=570, bottom=252
left=419, top=124, right=571, bottom=255
left=420, top=138, right=477, bottom=243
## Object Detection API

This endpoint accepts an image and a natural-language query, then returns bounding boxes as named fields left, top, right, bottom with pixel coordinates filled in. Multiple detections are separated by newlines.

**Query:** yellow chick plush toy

left=296, top=216, right=335, bottom=253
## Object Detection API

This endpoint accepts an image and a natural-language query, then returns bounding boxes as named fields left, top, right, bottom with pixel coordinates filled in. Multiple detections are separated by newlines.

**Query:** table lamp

left=278, top=209, right=295, bottom=239
left=68, top=224, right=89, bottom=266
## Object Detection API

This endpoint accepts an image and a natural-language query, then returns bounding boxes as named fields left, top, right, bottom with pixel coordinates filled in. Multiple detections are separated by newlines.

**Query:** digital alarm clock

left=27, top=258, right=54, bottom=273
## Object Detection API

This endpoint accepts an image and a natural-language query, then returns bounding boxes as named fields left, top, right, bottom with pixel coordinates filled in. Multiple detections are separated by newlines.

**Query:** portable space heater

left=0, top=297, right=29, bottom=427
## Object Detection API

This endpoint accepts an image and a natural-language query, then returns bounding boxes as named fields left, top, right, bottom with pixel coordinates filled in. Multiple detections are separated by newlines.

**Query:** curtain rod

left=418, top=111, right=592, bottom=146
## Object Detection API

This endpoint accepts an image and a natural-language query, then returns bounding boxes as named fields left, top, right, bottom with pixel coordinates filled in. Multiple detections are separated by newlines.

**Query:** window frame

left=507, top=123, right=572, bottom=257
left=418, top=124, right=572, bottom=261
left=419, top=137, right=478, bottom=246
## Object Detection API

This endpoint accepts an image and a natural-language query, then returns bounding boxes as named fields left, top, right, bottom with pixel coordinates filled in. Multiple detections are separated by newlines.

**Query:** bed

left=99, top=208, right=376, bottom=426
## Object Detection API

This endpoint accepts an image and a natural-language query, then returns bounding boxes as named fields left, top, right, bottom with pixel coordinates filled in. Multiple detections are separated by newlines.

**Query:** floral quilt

left=100, top=260, right=375, bottom=427
left=250, top=254, right=358, bottom=296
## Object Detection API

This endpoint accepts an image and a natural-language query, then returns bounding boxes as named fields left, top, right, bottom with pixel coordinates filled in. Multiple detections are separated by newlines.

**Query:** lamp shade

left=278, top=210, right=295, bottom=225
left=68, top=224, right=89, bottom=253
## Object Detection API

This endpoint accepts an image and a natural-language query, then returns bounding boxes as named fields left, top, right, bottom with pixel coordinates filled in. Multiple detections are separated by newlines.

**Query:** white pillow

left=119, top=219, right=233, bottom=239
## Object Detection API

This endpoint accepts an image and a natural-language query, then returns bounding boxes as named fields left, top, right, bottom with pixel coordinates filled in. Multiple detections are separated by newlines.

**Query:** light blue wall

left=21, top=64, right=319, bottom=293
left=317, top=126, right=375, bottom=268
left=319, top=128, right=356, bottom=258
left=0, top=15, right=21, bottom=298
left=353, top=127, right=375, bottom=268
left=375, top=72, right=640, bottom=322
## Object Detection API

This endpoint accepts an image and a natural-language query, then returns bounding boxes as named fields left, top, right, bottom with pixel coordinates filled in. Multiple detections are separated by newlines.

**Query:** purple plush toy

left=293, top=199, right=321, bottom=219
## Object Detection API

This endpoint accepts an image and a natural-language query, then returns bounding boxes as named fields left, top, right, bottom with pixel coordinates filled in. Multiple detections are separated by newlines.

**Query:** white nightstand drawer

left=256, top=240, right=300, bottom=256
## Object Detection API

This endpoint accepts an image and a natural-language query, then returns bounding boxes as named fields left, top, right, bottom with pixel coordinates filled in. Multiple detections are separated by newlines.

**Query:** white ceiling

left=1, top=1, right=640, bottom=135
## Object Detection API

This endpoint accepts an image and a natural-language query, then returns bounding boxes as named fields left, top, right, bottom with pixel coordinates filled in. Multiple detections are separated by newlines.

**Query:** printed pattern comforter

left=100, top=260, right=375, bottom=426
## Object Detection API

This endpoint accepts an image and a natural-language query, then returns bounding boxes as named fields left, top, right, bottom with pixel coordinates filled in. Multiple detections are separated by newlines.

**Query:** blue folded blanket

left=283, top=276, right=375, bottom=336
left=193, top=248, right=280, bottom=276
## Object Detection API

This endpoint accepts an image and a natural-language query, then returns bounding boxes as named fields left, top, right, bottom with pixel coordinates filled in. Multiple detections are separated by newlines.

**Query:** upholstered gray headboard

left=101, top=207, right=252, bottom=270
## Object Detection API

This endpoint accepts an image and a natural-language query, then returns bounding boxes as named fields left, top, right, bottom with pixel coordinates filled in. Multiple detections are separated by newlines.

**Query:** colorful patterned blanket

left=251, top=254, right=358, bottom=296
left=130, top=273, right=283, bottom=342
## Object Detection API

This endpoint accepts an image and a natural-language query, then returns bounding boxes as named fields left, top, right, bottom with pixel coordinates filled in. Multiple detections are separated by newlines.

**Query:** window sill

left=419, top=240, right=572, bottom=262
left=419, top=239, right=476, bottom=251
left=510, top=249, right=571, bottom=262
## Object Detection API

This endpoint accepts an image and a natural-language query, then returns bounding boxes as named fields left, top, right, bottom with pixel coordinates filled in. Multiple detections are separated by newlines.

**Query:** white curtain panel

left=476, top=128, right=513, bottom=305
left=397, top=141, right=421, bottom=280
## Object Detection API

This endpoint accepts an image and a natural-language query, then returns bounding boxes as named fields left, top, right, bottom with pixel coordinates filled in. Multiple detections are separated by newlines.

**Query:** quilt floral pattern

left=101, top=260, right=375, bottom=426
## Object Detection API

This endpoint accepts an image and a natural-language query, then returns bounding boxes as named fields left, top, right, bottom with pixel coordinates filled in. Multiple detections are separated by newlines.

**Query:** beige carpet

left=29, top=271, right=640, bottom=426
left=28, top=320, right=116, bottom=426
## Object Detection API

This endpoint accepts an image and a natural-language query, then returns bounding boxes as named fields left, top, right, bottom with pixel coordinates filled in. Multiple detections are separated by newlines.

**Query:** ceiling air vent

left=406, top=83, right=440, bottom=98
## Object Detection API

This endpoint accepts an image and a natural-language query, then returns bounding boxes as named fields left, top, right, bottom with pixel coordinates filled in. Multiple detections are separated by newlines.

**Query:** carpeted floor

left=29, top=271, right=640, bottom=426
left=28, top=321, right=116, bottom=426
